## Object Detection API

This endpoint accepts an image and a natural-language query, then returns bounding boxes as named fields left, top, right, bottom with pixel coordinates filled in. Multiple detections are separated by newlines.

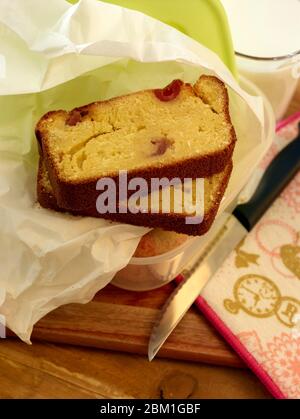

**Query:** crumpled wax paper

left=0, top=0, right=268, bottom=342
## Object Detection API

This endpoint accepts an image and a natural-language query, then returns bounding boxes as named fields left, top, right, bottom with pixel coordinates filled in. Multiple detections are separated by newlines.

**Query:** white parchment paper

left=0, top=0, right=267, bottom=342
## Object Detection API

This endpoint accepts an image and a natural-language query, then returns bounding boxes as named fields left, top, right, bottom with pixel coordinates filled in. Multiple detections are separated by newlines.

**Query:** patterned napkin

left=195, top=112, right=300, bottom=399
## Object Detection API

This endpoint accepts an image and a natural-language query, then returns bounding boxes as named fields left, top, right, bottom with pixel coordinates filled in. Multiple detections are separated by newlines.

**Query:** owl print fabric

left=198, top=113, right=300, bottom=399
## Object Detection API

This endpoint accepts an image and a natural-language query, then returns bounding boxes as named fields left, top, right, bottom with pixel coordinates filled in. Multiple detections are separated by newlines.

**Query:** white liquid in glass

left=221, top=0, right=300, bottom=119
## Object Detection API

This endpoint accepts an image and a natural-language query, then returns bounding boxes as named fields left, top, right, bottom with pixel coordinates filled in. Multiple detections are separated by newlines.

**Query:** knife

left=148, top=127, right=300, bottom=361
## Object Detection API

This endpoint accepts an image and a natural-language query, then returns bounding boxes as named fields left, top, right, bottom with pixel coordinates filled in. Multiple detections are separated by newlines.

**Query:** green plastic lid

left=68, top=0, right=237, bottom=76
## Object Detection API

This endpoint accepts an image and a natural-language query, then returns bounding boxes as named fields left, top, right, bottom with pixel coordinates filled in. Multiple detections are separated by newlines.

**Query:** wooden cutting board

left=18, top=283, right=242, bottom=368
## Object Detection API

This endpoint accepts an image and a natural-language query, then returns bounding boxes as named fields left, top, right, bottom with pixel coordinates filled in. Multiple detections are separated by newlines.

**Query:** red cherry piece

left=151, top=138, right=173, bottom=156
left=66, top=110, right=81, bottom=126
left=154, top=79, right=183, bottom=102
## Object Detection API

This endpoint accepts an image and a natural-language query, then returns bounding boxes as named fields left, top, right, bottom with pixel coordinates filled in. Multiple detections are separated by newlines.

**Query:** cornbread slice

left=36, top=75, right=236, bottom=211
left=37, top=158, right=232, bottom=236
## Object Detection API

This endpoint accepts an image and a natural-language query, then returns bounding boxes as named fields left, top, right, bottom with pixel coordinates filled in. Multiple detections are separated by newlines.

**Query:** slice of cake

left=37, top=158, right=232, bottom=236
left=133, top=229, right=189, bottom=258
left=36, top=75, right=236, bottom=211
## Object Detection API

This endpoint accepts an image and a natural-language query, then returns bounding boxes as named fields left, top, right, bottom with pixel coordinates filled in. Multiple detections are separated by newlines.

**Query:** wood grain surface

left=24, top=284, right=242, bottom=367
left=0, top=83, right=299, bottom=399
left=0, top=340, right=271, bottom=399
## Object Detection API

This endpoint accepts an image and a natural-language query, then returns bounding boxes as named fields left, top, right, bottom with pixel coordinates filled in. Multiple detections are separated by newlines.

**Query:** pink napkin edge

left=175, top=111, right=300, bottom=399
left=195, top=295, right=286, bottom=399
left=175, top=274, right=285, bottom=399
left=276, top=111, right=300, bottom=132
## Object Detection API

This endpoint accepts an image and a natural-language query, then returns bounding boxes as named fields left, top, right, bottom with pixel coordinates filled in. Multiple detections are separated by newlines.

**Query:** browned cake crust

left=37, top=160, right=61, bottom=212
left=37, top=159, right=233, bottom=236
left=36, top=75, right=236, bottom=211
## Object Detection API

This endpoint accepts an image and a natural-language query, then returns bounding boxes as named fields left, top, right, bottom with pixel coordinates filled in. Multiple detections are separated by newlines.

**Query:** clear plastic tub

left=112, top=212, right=230, bottom=291
left=112, top=77, right=275, bottom=291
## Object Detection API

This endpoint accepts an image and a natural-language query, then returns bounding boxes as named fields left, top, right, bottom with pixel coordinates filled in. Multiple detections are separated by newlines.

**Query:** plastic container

left=112, top=212, right=230, bottom=291
left=112, top=77, right=275, bottom=291
left=69, top=0, right=237, bottom=75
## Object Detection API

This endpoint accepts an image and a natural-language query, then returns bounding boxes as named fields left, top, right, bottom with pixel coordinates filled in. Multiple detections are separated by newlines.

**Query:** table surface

left=0, top=83, right=299, bottom=400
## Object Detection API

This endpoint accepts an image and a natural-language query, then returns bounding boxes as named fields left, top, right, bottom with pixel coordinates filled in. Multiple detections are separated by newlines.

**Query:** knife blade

left=148, top=127, right=300, bottom=361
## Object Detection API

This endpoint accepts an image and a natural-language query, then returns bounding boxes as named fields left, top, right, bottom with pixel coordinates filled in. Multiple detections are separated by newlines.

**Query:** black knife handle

left=233, top=127, right=300, bottom=231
